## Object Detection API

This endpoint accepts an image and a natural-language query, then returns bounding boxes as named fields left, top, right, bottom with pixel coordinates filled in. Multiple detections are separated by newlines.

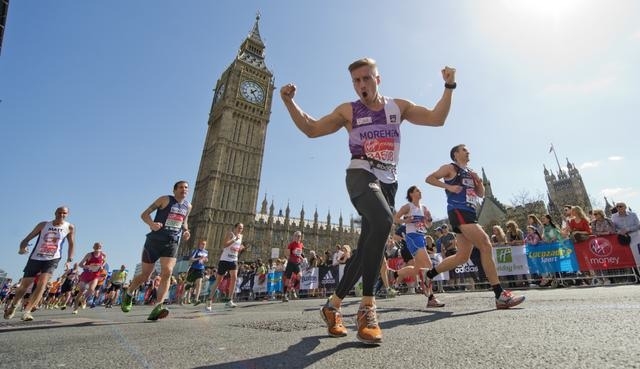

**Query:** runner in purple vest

left=280, top=57, right=456, bottom=345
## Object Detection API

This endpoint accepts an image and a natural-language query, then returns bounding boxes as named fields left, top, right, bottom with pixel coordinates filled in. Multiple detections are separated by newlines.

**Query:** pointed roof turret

left=237, top=13, right=269, bottom=71
left=248, top=12, right=265, bottom=47
left=260, top=193, right=268, bottom=214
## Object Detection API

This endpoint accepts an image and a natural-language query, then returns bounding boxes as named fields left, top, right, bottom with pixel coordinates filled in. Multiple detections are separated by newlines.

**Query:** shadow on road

left=0, top=319, right=142, bottom=334
left=193, top=307, right=495, bottom=369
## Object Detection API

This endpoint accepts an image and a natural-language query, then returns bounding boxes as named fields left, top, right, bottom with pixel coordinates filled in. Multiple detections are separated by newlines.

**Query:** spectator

left=505, top=220, right=524, bottom=246
left=541, top=214, right=563, bottom=243
left=490, top=225, right=507, bottom=245
left=338, top=245, right=352, bottom=264
left=527, top=215, right=544, bottom=237
left=611, top=202, right=640, bottom=281
left=524, top=225, right=541, bottom=245
left=591, top=209, right=616, bottom=235
left=331, top=244, right=343, bottom=267
left=566, top=206, right=592, bottom=243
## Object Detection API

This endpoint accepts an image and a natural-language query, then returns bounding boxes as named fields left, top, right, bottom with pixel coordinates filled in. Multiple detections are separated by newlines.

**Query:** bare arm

left=141, top=196, right=169, bottom=232
left=66, top=224, right=76, bottom=265
left=426, top=164, right=458, bottom=192
left=399, top=67, right=456, bottom=126
left=423, top=206, right=434, bottom=228
left=223, top=231, right=239, bottom=247
left=78, top=253, right=91, bottom=269
left=181, top=203, right=193, bottom=241
left=280, top=84, right=349, bottom=138
left=19, top=222, right=46, bottom=254
left=393, top=204, right=411, bottom=225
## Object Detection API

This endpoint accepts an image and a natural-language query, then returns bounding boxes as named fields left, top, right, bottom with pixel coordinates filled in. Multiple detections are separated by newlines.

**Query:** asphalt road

left=1, top=285, right=639, bottom=369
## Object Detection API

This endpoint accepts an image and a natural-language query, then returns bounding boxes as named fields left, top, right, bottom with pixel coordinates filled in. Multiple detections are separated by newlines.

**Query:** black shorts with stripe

left=447, top=208, right=478, bottom=234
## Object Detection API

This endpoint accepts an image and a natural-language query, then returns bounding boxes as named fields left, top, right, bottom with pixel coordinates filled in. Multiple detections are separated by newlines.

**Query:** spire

left=481, top=167, right=493, bottom=198
left=248, top=12, right=265, bottom=46
left=237, top=13, right=268, bottom=70
left=260, top=193, right=268, bottom=214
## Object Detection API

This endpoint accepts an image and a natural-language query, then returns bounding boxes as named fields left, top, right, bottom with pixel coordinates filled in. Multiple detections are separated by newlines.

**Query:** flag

left=548, top=143, right=554, bottom=153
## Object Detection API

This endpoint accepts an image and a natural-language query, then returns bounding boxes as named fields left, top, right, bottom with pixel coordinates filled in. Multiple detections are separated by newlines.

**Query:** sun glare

left=503, top=0, right=582, bottom=20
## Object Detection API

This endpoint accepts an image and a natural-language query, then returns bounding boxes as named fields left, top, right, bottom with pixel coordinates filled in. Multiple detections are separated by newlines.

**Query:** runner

left=186, top=240, right=209, bottom=306
left=282, top=231, right=304, bottom=302
left=104, top=265, right=127, bottom=308
left=4, top=206, right=75, bottom=321
left=205, top=223, right=247, bottom=311
left=281, top=57, right=456, bottom=344
left=73, top=242, right=107, bottom=314
left=120, top=180, right=192, bottom=321
left=425, top=144, right=525, bottom=309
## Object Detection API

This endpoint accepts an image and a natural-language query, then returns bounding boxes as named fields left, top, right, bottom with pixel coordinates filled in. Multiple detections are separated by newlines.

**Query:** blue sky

left=1, top=0, right=639, bottom=281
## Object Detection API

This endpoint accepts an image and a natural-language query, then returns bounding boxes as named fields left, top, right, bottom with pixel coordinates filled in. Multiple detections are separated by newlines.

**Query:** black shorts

left=216, top=260, right=237, bottom=276
left=142, top=235, right=179, bottom=264
left=23, top=258, right=61, bottom=278
left=284, top=262, right=301, bottom=279
left=447, top=209, right=478, bottom=234
left=108, top=283, right=123, bottom=293
left=186, top=268, right=205, bottom=283
left=60, top=279, right=75, bottom=293
left=400, top=245, right=413, bottom=263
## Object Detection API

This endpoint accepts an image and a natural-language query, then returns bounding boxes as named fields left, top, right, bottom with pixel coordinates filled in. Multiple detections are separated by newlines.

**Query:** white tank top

left=405, top=203, right=429, bottom=234
left=30, top=221, right=71, bottom=261
left=219, top=233, right=242, bottom=262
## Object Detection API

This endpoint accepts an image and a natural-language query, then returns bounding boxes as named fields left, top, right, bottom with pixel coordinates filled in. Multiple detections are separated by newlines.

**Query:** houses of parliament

left=179, top=15, right=608, bottom=263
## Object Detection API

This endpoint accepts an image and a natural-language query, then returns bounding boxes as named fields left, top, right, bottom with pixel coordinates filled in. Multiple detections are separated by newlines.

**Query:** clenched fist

left=441, top=66, right=456, bottom=84
left=280, top=83, right=297, bottom=100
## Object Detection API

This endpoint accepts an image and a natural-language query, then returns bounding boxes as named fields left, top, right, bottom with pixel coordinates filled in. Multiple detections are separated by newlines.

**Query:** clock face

left=240, top=80, right=265, bottom=104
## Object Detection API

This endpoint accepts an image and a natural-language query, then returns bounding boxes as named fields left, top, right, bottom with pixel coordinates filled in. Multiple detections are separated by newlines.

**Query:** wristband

left=67, top=258, right=73, bottom=262
left=444, top=82, right=457, bottom=90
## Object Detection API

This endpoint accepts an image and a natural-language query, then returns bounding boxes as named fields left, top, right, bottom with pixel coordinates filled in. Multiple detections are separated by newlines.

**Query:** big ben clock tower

left=183, top=14, right=274, bottom=259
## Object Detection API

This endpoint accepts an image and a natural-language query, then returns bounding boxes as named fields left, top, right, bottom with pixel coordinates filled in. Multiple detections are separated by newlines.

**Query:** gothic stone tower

left=544, top=158, right=592, bottom=223
left=183, top=15, right=274, bottom=258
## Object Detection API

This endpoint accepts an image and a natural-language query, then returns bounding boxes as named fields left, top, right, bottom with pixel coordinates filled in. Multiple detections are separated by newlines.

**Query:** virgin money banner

left=492, top=245, right=530, bottom=276
left=300, top=268, right=319, bottom=290
left=573, top=234, right=637, bottom=270
left=525, top=240, right=579, bottom=274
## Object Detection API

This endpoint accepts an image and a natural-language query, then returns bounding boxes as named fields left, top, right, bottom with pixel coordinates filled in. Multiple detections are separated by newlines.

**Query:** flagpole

left=550, top=143, right=562, bottom=173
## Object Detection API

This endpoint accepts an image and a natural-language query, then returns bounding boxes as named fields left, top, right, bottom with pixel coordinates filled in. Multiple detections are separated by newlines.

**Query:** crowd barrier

left=201, top=234, right=640, bottom=301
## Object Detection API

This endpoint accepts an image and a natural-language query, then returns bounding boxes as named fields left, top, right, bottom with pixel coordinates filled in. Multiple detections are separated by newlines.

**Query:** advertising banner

left=573, top=234, right=637, bottom=270
left=493, top=245, right=530, bottom=276
left=300, top=268, right=319, bottom=290
left=525, top=240, right=579, bottom=274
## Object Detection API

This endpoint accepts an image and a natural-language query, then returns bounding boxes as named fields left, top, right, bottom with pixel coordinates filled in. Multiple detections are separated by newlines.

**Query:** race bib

left=164, top=212, right=184, bottom=230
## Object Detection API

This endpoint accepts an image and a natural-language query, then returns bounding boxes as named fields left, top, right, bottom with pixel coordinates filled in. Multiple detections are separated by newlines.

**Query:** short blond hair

left=348, top=58, right=378, bottom=74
